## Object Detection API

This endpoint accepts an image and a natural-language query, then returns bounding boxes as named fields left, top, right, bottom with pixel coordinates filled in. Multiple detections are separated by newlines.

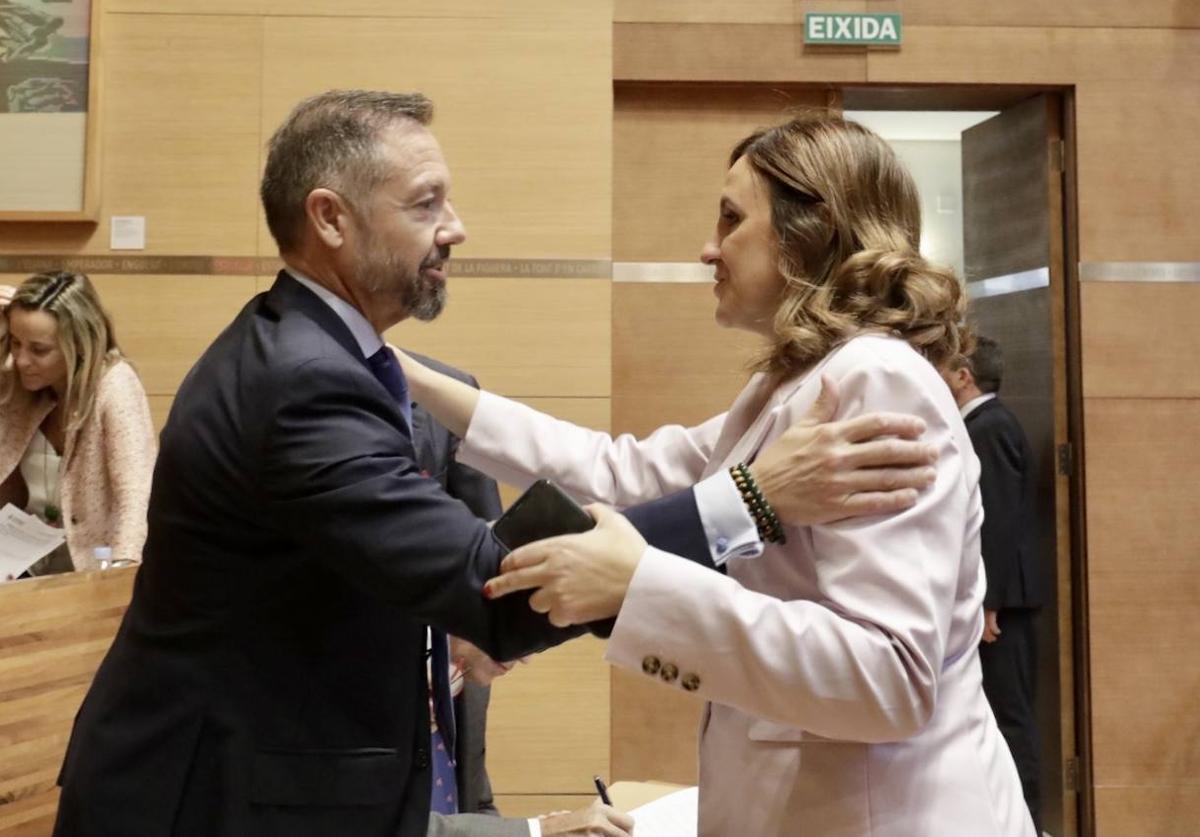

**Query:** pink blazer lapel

left=702, top=369, right=817, bottom=477
left=701, top=373, right=782, bottom=478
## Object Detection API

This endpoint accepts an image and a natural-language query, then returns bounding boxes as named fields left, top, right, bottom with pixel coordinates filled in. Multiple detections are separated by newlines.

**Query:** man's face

left=348, top=124, right=466, bottom=322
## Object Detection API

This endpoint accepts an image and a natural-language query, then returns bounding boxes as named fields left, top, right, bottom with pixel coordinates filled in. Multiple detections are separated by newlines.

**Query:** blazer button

left=681, top=672, right=701, bottom=692
left=641, top=655, right=661, bottom=676
left=414, top=747, right=430, bottom=769
left=659, top=663, right=679, bottom=684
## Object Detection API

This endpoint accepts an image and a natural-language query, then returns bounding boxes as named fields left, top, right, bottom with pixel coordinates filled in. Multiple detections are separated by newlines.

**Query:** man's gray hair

left=261, top=89, right=433, bottom=252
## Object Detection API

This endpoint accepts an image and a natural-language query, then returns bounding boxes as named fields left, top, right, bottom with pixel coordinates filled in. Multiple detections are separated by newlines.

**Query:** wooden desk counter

left=0, top=567, right=137, bottom=837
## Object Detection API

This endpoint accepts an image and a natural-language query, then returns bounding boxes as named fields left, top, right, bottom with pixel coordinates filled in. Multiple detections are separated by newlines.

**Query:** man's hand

left=982, top=609, right=1002, bottom=644
left=448, top=636, right=523, bottom=686
left=750, top=375, right=938, bottom=525
left=539, top=799, right=635, bottom=837
left=483, top=505, right=646, bottom=627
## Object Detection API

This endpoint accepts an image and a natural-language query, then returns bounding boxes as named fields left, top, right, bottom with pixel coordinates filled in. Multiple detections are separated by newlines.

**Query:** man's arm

left=262, top=357, right=583, bottom=662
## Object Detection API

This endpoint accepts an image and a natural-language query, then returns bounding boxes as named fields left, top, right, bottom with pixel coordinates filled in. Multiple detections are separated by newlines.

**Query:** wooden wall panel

left=258, top=0, right=595, bottom=18
left=99, top=14, right=260, bottom=256
left=610, top=667, right=702, bottom=785
left=615, top=21, right=867, bottom=82
left=1084, top=399, right=1200, bottom=830
left=147, top=395, right=173, bottom=434
left=0, top=13, right=263, bottom=257
left=0, top=568, right=136, bottom=837
left=617, top=0, right=1200, bottom=27
left=259, top=11, right=611, bottom=260
left=492, top=795, right=595, bottom=819
left=383, top=278, right=610, bottom=399
left=890, top=0, right=1200, bottom=29
left=865, top=26, right=1199, bottom=85
left=88, top=275, right=259, bottom=396
left=488, top=638, right=610, bottom=795
left=109, top=0, right=597, bottom=19
left=616, top=0, right=794, bottom=24
left=1094, top=787, right=1200, bottom=837
left=1080, top=282, right=1200, bottom=400
left=1074, top=81, right=1200, bottom=262
left=612, top=283, right=759, bottom=437
left=615, top=83, right=830, bottom=262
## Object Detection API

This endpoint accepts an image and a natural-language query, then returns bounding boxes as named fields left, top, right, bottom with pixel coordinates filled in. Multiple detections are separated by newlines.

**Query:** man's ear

left=957, top=365, right=977, bottom=390
left=305, top=188, right=351, bottom=250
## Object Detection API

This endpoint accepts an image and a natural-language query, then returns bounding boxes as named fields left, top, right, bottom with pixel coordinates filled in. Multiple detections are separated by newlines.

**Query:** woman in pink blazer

left=1, top=272, right=155, bottom=574
left=402, top=114, right=1034, bottom=836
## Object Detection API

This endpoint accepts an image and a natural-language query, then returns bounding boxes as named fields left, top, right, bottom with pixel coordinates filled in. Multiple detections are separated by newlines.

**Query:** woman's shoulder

left=814, top=334, right=957, bottom=417
left=99, top=357, right=144, bottom=387
left=812, top=333, right=936, bottom=386
left=95, top=357, right=149, bottom=405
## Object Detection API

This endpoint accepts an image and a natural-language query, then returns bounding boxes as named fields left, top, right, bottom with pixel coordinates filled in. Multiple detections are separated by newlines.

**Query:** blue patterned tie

left=429, top=632, right=459, bottom=814
left=364, top=346, right=456, bottom=813
left=366, top=346, right=413, bottom=432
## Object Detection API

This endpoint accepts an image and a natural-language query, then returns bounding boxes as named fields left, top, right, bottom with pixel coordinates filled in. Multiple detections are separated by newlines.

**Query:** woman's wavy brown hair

left=732, top=111, right=971, bottom=376
left=1, top=271, right=124, bottom=433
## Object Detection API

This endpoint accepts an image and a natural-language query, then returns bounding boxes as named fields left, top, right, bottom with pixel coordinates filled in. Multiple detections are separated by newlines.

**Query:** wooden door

left=962, top=92, right=1083, bottom=837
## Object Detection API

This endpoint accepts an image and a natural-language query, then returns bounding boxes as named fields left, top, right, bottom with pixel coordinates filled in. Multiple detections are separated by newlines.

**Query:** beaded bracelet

left=730, top=463, right=786, bottom=545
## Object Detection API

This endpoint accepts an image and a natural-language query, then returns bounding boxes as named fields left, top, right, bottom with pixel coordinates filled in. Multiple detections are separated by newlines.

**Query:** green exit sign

left=805, top=13, right=902, bottom=47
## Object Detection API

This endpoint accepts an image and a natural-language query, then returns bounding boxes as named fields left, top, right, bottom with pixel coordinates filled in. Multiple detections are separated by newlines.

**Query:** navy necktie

left=428, top=632, right=459, bottom=814
left=365, top=346, right=456, bottom=812
left=366, top=346, right=413, bottom=431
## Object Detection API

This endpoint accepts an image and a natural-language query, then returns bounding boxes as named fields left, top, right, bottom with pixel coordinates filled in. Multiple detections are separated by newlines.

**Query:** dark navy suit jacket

left=965, top=397, right=1042, bottom=610
left=54, top=274, right=710, bottom=837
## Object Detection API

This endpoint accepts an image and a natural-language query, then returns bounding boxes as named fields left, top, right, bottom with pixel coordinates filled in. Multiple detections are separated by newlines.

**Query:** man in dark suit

left=54, top=89, right=942, bottom=837
left=942, top=336, right=1043, bottom=833
left=52, top=90, right=624, bottom=837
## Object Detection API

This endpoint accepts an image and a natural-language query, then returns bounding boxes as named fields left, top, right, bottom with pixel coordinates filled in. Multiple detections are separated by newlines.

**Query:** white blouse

left=20, top=428, right=62, bottom=524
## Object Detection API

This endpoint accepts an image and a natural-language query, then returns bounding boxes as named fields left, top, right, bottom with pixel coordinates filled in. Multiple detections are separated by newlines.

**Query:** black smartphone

left=492, top=480, right=595, bottom=550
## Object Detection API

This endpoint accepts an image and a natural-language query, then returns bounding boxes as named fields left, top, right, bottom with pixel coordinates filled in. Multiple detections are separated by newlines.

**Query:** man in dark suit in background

left=55, top=89, right=942, bottom=837
left=942, top=336, right=1043, bottom=834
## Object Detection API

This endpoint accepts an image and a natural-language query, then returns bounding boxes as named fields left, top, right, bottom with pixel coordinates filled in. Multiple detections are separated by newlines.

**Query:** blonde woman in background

left=401, top=113, right=1035, bottom=836
left=1, top=272, right=155, bottom=575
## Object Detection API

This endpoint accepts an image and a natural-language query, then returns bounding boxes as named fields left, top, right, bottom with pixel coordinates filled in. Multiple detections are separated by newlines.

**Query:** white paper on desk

left=0, top=503, right=66, bottom=579
left=628, top=785, right=698, bottom=837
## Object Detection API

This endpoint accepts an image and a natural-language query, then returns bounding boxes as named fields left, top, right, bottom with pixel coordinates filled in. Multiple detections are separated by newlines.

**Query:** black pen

left=593, top=774, right=612, bottom=806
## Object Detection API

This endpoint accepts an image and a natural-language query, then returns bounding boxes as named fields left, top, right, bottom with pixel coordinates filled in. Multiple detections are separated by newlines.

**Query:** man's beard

left=360, top=243, right=447, bottom=322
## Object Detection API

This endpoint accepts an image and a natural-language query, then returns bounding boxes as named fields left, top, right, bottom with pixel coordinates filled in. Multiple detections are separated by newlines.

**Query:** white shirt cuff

left=692, top=470, right=763, bottom=565
left=527, top=817, right=542, bottom=837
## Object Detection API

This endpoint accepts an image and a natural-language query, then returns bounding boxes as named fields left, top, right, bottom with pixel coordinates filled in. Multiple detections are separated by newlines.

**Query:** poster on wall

left=0, top=0, right=95, bottom=215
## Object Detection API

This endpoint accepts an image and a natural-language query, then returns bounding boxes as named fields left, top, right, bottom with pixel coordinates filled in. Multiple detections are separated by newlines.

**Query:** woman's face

left=7, top=308, right=68, bottom=394
left=701, top=155, right=787, bottom=337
